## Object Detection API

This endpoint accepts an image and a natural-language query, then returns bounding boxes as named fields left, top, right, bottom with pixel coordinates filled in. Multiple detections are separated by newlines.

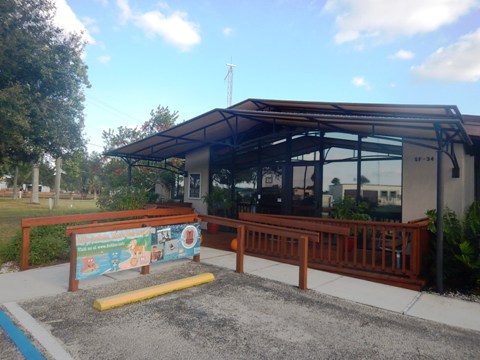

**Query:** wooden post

left=140, top=265, right=150, bottom=275
left=299, top=236, right=308, bottom=290
left=412, top=228, right=420, bottom=277
left=20, top=227, right=30, bottom=271
left=236, top=225, right=245, bottom=273
left=281, top=235, right=287, bottom=259
left=69, top=234, right=79, bottom=292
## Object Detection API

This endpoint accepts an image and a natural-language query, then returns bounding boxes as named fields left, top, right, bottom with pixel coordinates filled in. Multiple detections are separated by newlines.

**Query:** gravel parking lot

left=4, top=261, right=480, bottom=360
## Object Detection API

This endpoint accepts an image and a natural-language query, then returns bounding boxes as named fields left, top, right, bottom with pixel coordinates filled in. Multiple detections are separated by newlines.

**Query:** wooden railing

left=20, top=208, right=194, bottom=270
left=241, top=213, right=430, bottom=289
left=18, top=207, right=430, bottom=290
left=201, top=214, right=349, bottom=289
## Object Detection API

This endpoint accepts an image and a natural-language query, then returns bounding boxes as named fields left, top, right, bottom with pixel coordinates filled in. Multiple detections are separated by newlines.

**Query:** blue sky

left=53, top=0, right=480, bottom=185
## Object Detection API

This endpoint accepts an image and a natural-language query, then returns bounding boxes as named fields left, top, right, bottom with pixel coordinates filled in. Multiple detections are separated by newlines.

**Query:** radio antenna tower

left=225, top=62, right=236, bottom=107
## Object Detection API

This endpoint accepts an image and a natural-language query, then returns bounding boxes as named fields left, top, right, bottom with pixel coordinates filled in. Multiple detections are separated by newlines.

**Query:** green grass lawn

left=0, top=198, right=100, bottom=246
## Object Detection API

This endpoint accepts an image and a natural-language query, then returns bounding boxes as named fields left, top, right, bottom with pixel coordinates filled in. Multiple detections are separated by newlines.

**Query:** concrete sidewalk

left=1, top=247, right=479, bottom=333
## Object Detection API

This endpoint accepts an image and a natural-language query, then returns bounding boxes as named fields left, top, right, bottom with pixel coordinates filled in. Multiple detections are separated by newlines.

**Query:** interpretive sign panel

left=151, top=223, right=201, bottom=264
left=75, top=227, right=152, bottom=280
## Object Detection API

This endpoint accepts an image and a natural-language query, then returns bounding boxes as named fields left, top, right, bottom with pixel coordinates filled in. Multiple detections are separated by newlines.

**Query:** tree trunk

left=12, top=166, right=19, bottom=200
left=31, top=163, right=40, bottom=204
left=54, top=157, right=62, bottom=208
left=93, top=189, right=97, bottom=202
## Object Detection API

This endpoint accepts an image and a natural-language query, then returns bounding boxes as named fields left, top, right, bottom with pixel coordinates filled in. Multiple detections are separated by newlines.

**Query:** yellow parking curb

left=93, top=272, right=215, bottom=311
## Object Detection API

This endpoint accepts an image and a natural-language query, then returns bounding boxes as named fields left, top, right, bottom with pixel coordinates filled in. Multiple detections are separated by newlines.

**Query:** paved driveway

left=3, top=262, right=480, bottom=359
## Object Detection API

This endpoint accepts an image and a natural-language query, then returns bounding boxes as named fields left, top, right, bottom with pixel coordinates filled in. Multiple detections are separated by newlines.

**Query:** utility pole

left=225, top=62, right=236, bottom=107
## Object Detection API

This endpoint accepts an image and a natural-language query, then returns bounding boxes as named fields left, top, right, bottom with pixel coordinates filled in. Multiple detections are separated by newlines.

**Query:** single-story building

left=107, top=99, right=480, bottom=290
left=107, top=98, right=480, bottom=222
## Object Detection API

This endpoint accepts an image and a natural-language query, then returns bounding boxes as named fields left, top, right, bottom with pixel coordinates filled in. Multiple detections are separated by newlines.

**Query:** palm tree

left=87, top=176, right=101, bottom=201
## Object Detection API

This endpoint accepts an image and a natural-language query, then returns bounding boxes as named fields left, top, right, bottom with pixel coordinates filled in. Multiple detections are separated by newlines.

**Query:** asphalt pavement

left=1, top=247, right=480, bottom=359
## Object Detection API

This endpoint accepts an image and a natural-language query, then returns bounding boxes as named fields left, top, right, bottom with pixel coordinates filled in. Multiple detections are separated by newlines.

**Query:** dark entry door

left=292, top=165, right=316, bottom=216
left=257, top=166, right=282, bottom=214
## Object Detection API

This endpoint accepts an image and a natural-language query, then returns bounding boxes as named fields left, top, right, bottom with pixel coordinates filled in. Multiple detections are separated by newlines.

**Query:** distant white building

left=23, top=184, right=51, bottom=193
left=329, top=183, right=401, bottom=206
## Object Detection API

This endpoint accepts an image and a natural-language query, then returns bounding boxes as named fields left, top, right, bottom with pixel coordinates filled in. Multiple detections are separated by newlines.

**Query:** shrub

left=426, top=203, right=480, bottom=293
left=202, top=186, right=233, bottom=216
left=330, top=196, right=371, bottom=221
left=0, top=235, right=20, bottom=264
left=97, top=186, right=149, bottom=211
left=0, top=225, right=70, bottom=266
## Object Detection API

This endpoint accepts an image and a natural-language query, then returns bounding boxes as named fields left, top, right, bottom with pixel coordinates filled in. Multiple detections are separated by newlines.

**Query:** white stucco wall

left=184, top=146, right=210, bottom=214
left=402, top=142, right=474, bottom=222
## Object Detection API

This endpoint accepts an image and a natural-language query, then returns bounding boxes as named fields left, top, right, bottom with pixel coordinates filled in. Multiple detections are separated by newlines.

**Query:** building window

left=188, top=173, right=201, bottom=199
left=390, top=191, right=397, bottom=199
left=380, top=191, right=388, bottom=198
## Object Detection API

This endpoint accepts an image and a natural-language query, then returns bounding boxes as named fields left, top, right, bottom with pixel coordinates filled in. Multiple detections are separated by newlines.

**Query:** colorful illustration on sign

left=151, top=245, right=164, bottom=262
left=80, top=256, right=99, bottom=273
left=151, top=223, right=200, bottom=264
left=108, top=250, right=121, bottom=272
left=75, top=227, right=152, bottom=280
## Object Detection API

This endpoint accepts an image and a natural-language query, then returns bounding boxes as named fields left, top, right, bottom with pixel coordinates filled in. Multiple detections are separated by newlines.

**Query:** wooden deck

left=201, top=213, right=431, bottom=291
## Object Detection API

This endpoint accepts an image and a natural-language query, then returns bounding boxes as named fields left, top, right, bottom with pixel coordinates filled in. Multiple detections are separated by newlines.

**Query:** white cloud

left=117, top=0, right=132, bottom=25
left=352, top=76, right=371, bottom=90
left=223, top=27, right=234, bottom=37
left=82, top=16, right=100, bottom=35
left=391, top=50, right=415, bottom=60
left=411, top=28, right=480, bottom=82
left=135, top=11, right=201, bottom=51
left=116, top=0, right=201, bottom=52
left=98, top=55, right=111, bottom=64
left=324, top=0, right=478, bottom=44
left=53, top=0, right=95, bottom=44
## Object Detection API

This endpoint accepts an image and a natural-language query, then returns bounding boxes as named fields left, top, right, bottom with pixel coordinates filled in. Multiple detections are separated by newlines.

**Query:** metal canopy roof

left=105, top=98, right=472, bottom=163
left=463, top=115, right=480, bottom=138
